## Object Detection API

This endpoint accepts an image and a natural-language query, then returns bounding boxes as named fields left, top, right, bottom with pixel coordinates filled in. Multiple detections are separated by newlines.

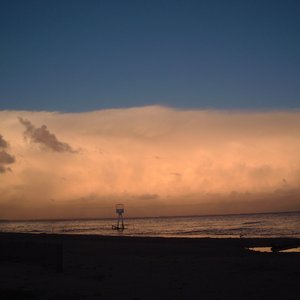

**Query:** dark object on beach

left=112, top=225, right=126, bottom=231
left=271, top=242, right=300, bottom=252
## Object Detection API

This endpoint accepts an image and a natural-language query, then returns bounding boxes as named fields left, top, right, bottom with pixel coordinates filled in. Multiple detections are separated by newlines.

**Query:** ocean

left=0, top=211, right=299, bottom=238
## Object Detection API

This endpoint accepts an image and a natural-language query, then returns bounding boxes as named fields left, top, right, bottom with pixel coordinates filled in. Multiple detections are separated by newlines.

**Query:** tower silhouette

left=112, top=204, right=125, bottom=230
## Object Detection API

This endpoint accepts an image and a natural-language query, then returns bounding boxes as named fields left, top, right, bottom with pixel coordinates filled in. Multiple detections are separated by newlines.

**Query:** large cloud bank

left=0, top=106, right=300, bottom=219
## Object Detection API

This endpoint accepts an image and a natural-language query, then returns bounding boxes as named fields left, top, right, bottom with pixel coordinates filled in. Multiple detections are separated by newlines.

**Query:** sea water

left=0, top=211, right=299, bottom=238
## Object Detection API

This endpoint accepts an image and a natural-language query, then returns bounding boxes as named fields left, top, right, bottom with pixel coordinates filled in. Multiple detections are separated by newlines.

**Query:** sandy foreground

left=0, top=233, right=300, bottom=300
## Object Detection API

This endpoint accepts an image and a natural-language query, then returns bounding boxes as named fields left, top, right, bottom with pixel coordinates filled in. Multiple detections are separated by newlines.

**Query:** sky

left=0, top=0, right=300, bottom=111
left=0, top=1, right=300, bottom=219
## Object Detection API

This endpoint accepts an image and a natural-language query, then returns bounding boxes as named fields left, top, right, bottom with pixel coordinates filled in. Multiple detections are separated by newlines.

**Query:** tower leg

left=114, top=212, right=125, bottom=230
left=117, top=214, right=120, bottom=228
left=121, top=214, right=124, bottom=229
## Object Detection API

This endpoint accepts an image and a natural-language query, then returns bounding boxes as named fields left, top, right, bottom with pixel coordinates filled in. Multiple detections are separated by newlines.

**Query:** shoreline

left=1, top=231, right=300, bottom=243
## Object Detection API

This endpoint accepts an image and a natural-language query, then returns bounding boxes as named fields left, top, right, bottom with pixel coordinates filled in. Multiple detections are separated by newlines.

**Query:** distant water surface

left=0, top=212, right=299, bottom=238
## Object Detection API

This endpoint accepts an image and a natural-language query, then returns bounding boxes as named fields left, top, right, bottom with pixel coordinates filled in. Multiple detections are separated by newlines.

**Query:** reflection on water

left=248, top=247, right=300, bottom=253
left=281, top=248, right=300, bottom=253
left=248, top=247, right=273, bottom=253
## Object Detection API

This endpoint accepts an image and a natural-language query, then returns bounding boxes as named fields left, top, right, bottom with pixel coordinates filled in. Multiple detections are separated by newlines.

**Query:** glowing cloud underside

left=0, top=106, right=300, bottom=219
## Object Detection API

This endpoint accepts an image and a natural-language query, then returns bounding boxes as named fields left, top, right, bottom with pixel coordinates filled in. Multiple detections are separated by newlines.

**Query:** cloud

left=18, top=117, right=76, bottom=153
left=0, top=135, right=9, bottom=149
left=0, top=163, right=14, bottom=174
left=0, top=150, right=15, bottom=164
left=0, top=106, right=299, bottom=219
left=0, top=134, right=15, bottom=174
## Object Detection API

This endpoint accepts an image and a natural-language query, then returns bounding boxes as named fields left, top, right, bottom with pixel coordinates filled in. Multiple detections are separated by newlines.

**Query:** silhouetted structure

left=112, top=204, right=125, bottom=230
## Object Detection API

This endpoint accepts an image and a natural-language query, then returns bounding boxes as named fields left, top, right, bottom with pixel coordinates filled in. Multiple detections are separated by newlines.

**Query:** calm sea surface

left=0, top=212, right=299, bottom=238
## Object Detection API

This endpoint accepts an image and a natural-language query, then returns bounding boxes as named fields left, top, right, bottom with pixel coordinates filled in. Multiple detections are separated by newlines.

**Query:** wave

left=242, top=221, right=262, bottom=225
left=60, top=227, right=103, bottom=233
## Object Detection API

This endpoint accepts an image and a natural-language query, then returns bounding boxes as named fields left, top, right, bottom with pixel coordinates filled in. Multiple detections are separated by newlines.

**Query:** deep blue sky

left=1, top=0, right=299, bottom=112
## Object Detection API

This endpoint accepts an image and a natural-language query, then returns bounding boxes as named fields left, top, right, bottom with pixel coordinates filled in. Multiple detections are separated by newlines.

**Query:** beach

left=0, top=233, right=300, bottom=300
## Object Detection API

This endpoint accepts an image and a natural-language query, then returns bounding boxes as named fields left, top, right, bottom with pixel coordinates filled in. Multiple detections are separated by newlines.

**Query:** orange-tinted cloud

left=0, top=134, right=15, bottom=174
left=19, top=117, right=77, bottom=153
left=0, top=106, right=299, bottom=219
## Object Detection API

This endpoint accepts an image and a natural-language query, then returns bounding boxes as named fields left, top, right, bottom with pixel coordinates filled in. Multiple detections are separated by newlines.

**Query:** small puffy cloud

left=18, top=117, right=76, bottom=153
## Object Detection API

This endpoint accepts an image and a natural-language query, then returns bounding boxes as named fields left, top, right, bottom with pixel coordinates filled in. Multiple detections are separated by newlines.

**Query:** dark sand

left=1, top=233, right=300, bottom=300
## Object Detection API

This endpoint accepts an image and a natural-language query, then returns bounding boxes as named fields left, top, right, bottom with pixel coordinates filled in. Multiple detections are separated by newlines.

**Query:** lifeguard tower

left=112, top=204, right=125, bottom=230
